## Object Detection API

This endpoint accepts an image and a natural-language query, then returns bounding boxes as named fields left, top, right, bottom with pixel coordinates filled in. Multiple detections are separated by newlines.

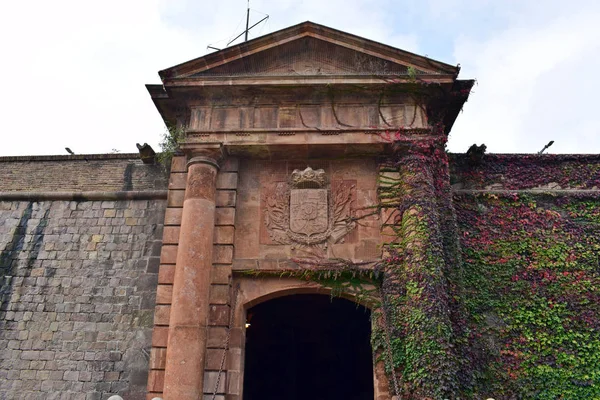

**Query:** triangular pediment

left=191, top=36, right=415, bottom=77
left=159, top=22, right=458, bottom=80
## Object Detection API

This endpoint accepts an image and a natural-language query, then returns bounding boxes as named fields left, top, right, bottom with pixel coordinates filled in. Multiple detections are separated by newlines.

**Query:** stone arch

left=223, top=275, right=391, bottom=399
left=240, top=277, right=376, bottom=312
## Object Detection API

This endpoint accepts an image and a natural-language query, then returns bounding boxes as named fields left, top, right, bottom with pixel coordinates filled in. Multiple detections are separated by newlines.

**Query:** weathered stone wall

left=0, top=199, right=165, bottom=400
left=0, top=154, right=166, bottom=192
left=0, top=154, right=168, bottom=400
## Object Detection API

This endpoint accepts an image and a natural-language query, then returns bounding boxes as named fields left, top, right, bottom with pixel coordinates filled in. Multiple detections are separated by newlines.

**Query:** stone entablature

left=188, top=102, right=426, bottom=132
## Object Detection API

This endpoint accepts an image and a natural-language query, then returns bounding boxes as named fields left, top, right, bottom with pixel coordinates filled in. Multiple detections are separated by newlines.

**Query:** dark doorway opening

left=243, top=294, right=374, bottom=400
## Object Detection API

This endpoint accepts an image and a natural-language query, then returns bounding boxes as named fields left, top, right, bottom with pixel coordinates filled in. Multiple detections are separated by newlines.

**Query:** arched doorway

left=242, top=294, right=374, bottom=400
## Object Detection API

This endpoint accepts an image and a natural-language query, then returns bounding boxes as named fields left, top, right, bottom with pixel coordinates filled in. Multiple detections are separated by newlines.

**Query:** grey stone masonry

left=0, top=198, right=166, bottom=400
left=0, top=154, right=167, bottom=193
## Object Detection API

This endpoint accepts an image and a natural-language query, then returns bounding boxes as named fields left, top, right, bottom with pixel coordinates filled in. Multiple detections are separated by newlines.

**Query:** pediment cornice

left=158, top=22, right=459, bottom=82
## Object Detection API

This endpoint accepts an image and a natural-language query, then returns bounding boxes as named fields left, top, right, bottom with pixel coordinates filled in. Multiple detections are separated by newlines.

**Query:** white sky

left=0, top=0, right=599, bottom=156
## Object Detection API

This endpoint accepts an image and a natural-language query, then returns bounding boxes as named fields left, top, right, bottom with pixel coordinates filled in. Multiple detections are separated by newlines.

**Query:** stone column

left=380, top=143, right=458, bottom=399
left=163, top=147, right=222, bottom=400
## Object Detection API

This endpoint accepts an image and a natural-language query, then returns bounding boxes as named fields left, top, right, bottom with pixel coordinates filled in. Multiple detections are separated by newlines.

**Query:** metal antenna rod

left=214, top=1, right=269, bottom=49
left=226, top=15, right=269, bottom=46
left=245, top=0, right=250, bottom=42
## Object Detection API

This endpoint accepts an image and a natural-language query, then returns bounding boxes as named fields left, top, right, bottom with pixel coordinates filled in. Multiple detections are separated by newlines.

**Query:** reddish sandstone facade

left=146, top=22, right=471, bottom=400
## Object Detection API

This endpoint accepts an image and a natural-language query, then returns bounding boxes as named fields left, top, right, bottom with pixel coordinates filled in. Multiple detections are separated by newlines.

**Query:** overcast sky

left=1, top=0, right=599, bottom=156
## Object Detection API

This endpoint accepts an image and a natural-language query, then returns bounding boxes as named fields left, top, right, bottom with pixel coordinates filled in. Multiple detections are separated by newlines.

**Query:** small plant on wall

left=157, top=125, right=186, bottom=170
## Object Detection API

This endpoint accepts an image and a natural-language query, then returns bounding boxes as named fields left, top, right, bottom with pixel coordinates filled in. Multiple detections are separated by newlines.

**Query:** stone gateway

left=1, top=21, right=599, bottom=400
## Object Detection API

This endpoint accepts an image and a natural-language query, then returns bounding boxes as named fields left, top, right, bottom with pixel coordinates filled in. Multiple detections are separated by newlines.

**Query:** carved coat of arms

left=263, top=167, right=356, bottom=248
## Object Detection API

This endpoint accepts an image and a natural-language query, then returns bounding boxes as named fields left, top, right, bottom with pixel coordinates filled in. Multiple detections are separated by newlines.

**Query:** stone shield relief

left=289, top=189, right=328, bottom=236
left=263, top=167, right=356, bottom=250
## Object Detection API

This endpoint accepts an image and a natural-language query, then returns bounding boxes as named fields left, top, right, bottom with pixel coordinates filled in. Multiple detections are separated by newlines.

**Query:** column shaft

left=163, top=157, right=219, bottom=399
left=381, top=151, right=458, bottom=398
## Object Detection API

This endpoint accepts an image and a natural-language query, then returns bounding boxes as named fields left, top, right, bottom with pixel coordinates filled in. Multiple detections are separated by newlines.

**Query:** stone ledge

left=0, top=190, right=167, bottom=201
left=0, top=153, right=141, bottom=162
left=453, top=189, right=600, bottom=196
left=231, top=258, right=379, bottom=271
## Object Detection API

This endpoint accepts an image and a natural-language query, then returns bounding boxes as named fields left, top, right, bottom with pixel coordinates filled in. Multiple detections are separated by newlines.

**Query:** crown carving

left=290, top=167, right=326, bottom=189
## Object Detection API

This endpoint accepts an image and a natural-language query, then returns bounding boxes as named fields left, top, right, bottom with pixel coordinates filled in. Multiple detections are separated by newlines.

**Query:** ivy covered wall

left=450, top=153, right=600, bottom=190
left=452, top=155, right=600, bottom=398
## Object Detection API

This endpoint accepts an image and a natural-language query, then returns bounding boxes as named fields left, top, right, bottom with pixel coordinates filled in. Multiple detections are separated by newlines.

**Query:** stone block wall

left=0, top=154, right=166, bottom=193
left=0, top=199, right=165, bottom=400
left=0, top=153, right=168, bottom=400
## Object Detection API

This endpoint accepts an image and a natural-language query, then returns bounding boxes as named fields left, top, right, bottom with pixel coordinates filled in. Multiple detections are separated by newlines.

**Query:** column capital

left=180, top=143, right=224, bottom=170
left=187, top=155, right=220, bottom=170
